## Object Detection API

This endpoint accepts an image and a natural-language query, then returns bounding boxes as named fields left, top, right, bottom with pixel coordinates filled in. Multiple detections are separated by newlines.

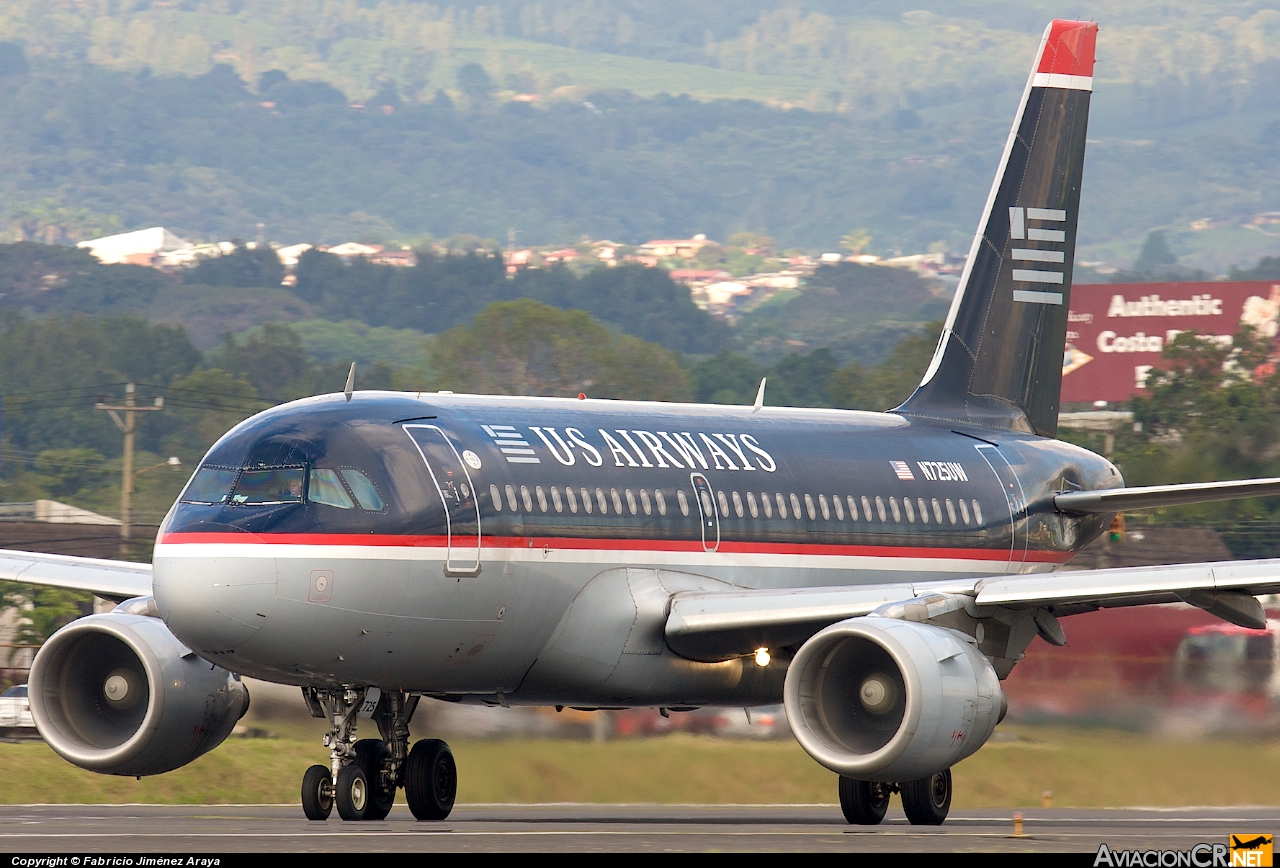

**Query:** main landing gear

left=839, top=768, right=952, bottom=826
left=299, top=687, right=457, bottom=822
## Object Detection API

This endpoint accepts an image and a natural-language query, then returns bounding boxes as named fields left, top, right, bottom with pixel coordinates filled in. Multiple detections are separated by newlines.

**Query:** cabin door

left=973, top=443, right=1027, bottom=574
left=690, top=472, right=720, bottom=552
left=403, top=424, right=482, bottom=576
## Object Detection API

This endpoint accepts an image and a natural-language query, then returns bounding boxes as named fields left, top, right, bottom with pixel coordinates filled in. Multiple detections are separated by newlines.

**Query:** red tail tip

left=1037, top=20, right=1097, bottom=77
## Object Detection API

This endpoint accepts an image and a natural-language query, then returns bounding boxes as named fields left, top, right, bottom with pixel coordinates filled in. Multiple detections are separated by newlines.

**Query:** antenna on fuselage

left=344, top=362, right=356, bottom=402
left=752, top=377, right=766, bottom=413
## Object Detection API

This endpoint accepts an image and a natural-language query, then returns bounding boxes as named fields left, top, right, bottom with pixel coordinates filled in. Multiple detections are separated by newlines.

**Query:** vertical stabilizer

left=896, top=20, right=1097, bottom=438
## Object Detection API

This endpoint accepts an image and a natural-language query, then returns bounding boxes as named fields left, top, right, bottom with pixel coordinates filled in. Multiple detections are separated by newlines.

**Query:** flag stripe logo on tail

left=1009, top=206, right=1067, bottom=305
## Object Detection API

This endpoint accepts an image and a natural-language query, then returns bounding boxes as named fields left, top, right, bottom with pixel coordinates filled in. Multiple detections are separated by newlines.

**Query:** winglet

left=752, top=377, right=766, bottom=412
left=344, top=362, right=356, bottom=402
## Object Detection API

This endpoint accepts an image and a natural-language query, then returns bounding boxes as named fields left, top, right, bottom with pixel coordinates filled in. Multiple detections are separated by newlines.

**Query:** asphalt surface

left=0, top=804, right=1276, bottom=852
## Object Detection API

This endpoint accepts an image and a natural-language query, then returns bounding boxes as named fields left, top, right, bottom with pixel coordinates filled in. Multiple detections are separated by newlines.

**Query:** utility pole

left=96, top=384, right=165, bottom=558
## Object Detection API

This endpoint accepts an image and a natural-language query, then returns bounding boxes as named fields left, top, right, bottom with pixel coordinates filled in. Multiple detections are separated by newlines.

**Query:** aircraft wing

left=665, top=560, right=1280, bottom=663
left=0, top=549, right=152, bottom=603
left=1054, top=477, right=1280, bottom=513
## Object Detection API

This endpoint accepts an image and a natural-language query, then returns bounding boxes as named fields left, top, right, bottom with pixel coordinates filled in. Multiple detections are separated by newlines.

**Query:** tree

left=840, top=228, right=871, bottom=254
left=1133, top=230, right=1178, bottom=274
left=456, top=63, right=495, bottom=104
left=428, top=299, right=690, bottom=401
left=185, top=242, right=284, bottom=288
left=828, top=322, right=941, bottom=410
left=0, top=584, right=90, bottom=662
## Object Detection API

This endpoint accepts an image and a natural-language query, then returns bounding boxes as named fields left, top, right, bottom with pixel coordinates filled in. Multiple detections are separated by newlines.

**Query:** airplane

left=7, top=18, right=1280, bottom=828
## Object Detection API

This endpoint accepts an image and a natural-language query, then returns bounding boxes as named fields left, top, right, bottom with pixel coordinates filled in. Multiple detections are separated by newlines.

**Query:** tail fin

left=896, top=20, right=1097, bottom=438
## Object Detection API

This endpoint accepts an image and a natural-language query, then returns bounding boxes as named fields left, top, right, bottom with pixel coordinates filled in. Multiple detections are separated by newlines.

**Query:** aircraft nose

left=152, top=547, right=278, bottom=654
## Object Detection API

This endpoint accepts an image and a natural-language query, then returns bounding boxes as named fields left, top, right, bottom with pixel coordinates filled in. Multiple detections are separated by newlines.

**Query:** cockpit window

left=308, top=468, right=353, bottom=509
left=232, top=468, right=305, bottom=504
left=339, top=468, right=385, bottom=511
left=182, top=467, right=238, bottom=504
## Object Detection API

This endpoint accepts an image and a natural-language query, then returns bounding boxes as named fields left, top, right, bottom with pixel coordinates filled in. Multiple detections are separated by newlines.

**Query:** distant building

left=325, top=242, right=383, bottom=258
left=543, top=248, right=580, bottom=263
left=0, top=500, right=120, bottom=525
left=668, top=269, right=732, bottom=285
left=77, top=227, right=190, bottom=266
left=276, top=243, right=313, bottom=268
left=638, top=234, right=713, bottom=259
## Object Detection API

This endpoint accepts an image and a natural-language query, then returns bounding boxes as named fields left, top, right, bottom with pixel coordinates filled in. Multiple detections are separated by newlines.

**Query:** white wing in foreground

left=666, top=559, right=1280, bottom=663
left=0, top=549, right=152, bottom=602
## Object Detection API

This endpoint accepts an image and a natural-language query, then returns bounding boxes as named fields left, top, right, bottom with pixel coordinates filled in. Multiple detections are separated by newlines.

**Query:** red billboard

left=1062, top=281, right=1280, bottom=404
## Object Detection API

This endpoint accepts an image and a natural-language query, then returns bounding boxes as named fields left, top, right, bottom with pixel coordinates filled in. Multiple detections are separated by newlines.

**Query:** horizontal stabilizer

left=1054, top=477, right=1280, bottom=514
left=0, top=549, right=152, bottom=602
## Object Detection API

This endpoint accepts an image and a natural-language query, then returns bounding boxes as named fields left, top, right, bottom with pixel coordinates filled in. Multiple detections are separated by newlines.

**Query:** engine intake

left=29, top=612, right=249, bottom=777
left=783, top=617, right=1004, bottom=782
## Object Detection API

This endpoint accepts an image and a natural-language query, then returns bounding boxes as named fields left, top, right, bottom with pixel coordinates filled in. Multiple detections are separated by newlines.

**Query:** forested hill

left=3, top=2, right=1280, bottom=269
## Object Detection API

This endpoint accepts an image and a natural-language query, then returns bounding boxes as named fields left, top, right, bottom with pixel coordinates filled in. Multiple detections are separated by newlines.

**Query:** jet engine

left=29, top=612, right=249, bottom=777
left=783, top=617, right=1005, bottom=782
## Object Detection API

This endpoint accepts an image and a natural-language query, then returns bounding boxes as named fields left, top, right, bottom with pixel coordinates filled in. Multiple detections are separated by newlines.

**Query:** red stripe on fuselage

left=156, top=531, right=1072, bottom=564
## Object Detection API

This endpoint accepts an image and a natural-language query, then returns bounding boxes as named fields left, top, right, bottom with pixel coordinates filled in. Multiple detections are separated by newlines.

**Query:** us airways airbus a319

left=9, top=20, right=1280, bottom=827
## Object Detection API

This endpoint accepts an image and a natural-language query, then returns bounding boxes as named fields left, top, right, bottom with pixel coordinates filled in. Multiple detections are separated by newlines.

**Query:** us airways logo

left=482, top=425, right=777, bottom=472
left=1009, top=205, right=1066, bottom=307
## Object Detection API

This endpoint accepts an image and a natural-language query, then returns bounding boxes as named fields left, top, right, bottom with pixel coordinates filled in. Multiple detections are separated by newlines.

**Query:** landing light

left=754, top=647, right=771, bottom=667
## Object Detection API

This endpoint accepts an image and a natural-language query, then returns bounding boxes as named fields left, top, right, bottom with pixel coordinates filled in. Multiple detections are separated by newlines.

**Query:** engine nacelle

left=783, top=617, right=1005, bottom=782
left=29, top=612, right=249, bottom=777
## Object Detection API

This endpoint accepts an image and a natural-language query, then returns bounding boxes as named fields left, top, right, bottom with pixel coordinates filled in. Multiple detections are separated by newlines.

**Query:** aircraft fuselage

left=152, top=392, right=1118, bottom=706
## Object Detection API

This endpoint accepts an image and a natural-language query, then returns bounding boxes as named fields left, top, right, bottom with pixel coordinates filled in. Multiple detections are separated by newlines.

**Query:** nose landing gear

left=299, top=686, right=458, bottom=822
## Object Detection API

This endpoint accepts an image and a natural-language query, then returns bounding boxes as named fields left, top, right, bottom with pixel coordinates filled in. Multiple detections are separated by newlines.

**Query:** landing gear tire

left=335, top=762, right=371, bottom=821
left=900, top=768, right=952, bottom=826
left=404, top=738, right=456, bottom=821
left=301, top=764, right=334, bottom=821
left=838, top=777, right=890, bottom=825
left=353, top=738, right=396, bottom=820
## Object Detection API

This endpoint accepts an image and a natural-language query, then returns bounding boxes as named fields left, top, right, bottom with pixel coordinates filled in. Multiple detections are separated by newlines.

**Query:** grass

left=2, top=725, right=1278, bottom=807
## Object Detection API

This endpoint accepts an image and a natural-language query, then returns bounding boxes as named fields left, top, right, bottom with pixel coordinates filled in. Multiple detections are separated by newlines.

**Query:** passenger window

left=959, top=499, right=970, bottom=525
left=656, top=489, right=667, bottom=515
left=182, top=467, right=237, bottom=504
left=931, top=498, right=943, bottom=523
left=862, top=496, right=873, bottom=522
left=596, top=488, right=608, bottom=513
left=761, top=492, right=773, bottom=518
left=945, top=499, right=957, bottom=524
left=717, top=490, right=730, bottom=517
left=535, top=485, right=548, bottom=512
left=700, top=490, right=715, bottom=517
left=904, top=497, right=915, bottom=523
left=610, top=488, right=623, bottom=514
left=847, top=495, right=858, bottom=521
left=875, top=496, right=887, bottom=522
left=917, top=497, right=929, bottom=523
left=747, top=491, right=759, bottom=518
left=338, top=469, right=385, bottom=511
left=972, top=500, right=983, bottom=525
left=832, top=495, right=844, bottom=520
left=521, top=485, right=533, bottom=512
left=677, top=490, right=690, bottom=516
left=506, top=484, right=517, bottom=511
left=790, top=493, right=802, bottom=520
left=775, top=493, right=787, bottom=519
left=641, top=489, right=652, bottom=515
left=309, top=468, right=353, bottom=509
left=581, top=487, right=593, bottom=514
left=732, top=491, right=744, bottom=518
left=566, top=486, right=578, bottom=513
left=551, top=486, right=563, bottom=513
left=804, top=493, right=816, bottom=521
left=625, top=489, right=637, bottom=515
left=889, top=497, right=901, bottom=522
left=490, top=484, right=502, bottom=510
left=819, top=494, right=830, bottom=520
left=233, top=468, right=304, bottom=504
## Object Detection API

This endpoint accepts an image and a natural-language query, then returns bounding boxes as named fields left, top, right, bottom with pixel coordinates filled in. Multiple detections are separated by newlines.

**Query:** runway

left=0, top=804, right=1275, bottom=852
